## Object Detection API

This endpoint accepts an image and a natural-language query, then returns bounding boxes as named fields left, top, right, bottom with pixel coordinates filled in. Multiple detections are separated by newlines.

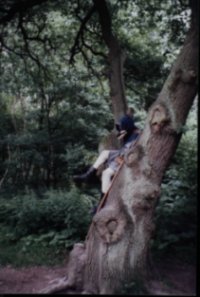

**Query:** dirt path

left=0, top=260, right=196, bottom=295
left=0, top=265, right=68, bottom=294
left=147, top=259, right=196, bottom=296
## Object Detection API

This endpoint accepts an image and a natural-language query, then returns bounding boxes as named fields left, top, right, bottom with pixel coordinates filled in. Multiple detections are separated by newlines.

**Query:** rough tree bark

left=93, top=0, right=127, bottom=123
left=40, top=0, right=198, bottom=294
left=71, top=0, right=127, bottom=151
left=94, top=0, right=127, bottom=152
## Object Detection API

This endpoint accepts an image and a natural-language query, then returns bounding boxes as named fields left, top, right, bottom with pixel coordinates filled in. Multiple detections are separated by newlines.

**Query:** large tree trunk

left=94, top=0, right=127, bottom=152
left=93, top=0, right=127, bottom=123
left=83, top=3, right=198, bottom=295
left=40, top=1, right=198, bottom=295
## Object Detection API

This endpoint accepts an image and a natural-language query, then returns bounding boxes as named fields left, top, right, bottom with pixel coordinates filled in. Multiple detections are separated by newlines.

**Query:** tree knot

left=93, top=208, right=126, bottom=244
left=125, top=145, right=144, bottom=167
left=169, top=68, right=197, bottom=92
left=150, top=103, right=170, bottom=134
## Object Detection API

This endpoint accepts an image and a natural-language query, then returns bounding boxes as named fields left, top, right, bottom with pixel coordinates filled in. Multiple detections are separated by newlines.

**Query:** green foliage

left=0, top=187, right=93, bottom=267
left=0, top=89, right=111, bottom=190
left=152, top=105, right=197, bottom=260
left=0, top=0, right=190, bottom=191
left=0, top=225, right=66, bottom=267
left=0, top=187, right=95, bottom=266
left=111, top=0, right=190, bottom=110
left=0, top=188, right=91, bottom=239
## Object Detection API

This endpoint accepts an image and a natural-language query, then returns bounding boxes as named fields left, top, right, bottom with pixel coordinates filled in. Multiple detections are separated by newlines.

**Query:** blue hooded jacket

left=119, top=114, right=138, bottom=144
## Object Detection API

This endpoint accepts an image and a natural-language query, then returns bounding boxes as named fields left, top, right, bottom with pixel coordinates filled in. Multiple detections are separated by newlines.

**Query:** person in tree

left=116, top=107, right=138, bottom=144
left=73, top=107, right=140, bottom=197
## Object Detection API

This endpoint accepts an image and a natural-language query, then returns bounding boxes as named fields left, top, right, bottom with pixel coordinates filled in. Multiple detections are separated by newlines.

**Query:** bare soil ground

left=0, top=258, right=196, bottom=295
left=147, top=259, right=196, bottom=296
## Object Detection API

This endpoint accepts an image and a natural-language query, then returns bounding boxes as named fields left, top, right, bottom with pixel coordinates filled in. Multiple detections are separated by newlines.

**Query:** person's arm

left=115, top=123, right=121, bottom=132
left=117, top=130, right=127, bottom=140
left=119, top=117, right=126, bottom=132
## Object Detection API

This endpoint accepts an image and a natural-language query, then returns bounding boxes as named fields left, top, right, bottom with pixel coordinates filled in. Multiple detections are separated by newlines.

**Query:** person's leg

left=91, top=170, right=114, bottom=216
left=93, top=150, right=110, bottom=169
left=73, top=150, right=110, bottom=183
left=101, top=167, right=115, bottom=194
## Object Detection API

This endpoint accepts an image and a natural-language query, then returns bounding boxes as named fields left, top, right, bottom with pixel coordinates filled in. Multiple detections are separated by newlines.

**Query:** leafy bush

left=0, top=187, right=96, bottom=266
left=0, top=188, right=92, bottom=242
left=152, top=107, right=197, bottom=259
left=0, top=225, right=66, bottom=267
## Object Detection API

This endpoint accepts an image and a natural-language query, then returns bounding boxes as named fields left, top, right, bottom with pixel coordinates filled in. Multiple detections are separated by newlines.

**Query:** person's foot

left=73, top=166, right=96, bottom=183
left=90, top=205, right=98, bottom=216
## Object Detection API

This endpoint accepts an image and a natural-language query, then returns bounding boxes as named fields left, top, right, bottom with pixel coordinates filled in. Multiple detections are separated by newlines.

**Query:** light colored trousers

left=93, top=150, right=115, bottom=194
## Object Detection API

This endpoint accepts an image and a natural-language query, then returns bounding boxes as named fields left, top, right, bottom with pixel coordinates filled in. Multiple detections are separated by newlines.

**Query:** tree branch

left=15, top=13, right=53, bottom=80
left=0, top=0, right=49, bottom=25
left=93, top=0, right=116, bottom=49
left=189, top=0, right=198, bottom=26
left=81, top=38, right=107, bottom=59
left=69, top=5, right=96, bottom=64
